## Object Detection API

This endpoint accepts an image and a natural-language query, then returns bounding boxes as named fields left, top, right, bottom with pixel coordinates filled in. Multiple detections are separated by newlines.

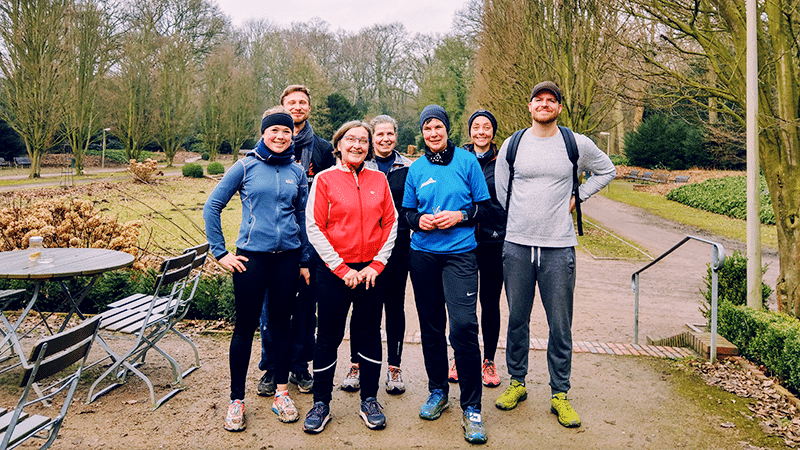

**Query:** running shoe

left=359, top=397, right=387, bottom=429
left=386, top=365, right=405, bottom=395
left=272, top=392, right=299, bottom=423
left=447, top=359, right=458, bottom=382
left=341, top=363, right=360, bottom=392
left=257, top=370, right=275, bottom=397
left=419, top=389, right=449, bottom=420
left=224, top=399, right=245, bottom=431
left=462, top=406, right=488, bottom=444
left=551, top=392, right=581, bottom=427
left=495, top=380, right=527, bottom=410
left=289, top=370, right=314, bottom=393
left=482, top=359, right=500, bottom=387
left=303, top=401, right=331, bottom=434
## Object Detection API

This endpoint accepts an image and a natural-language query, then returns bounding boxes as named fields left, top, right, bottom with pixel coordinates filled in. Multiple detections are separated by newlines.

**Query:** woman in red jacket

left=303, top=120, right=397, bottom=434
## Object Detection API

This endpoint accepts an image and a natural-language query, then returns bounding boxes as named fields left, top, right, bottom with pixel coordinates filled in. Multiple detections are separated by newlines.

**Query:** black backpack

left=505, top=125, right=583, bottom=236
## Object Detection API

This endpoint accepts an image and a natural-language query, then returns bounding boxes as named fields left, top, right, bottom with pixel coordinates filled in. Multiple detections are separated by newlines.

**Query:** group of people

left=203, top=81, right=616, bottom=444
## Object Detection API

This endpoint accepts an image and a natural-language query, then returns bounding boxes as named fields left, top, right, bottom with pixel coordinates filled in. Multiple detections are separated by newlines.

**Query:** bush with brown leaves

left=129, top=158, right=164, bottom=183
left=0, top=196, right=142, bottom=266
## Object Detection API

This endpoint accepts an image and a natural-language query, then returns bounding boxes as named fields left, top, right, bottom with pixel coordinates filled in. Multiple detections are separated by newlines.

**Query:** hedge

left=718, top=302, right=800, bottom=393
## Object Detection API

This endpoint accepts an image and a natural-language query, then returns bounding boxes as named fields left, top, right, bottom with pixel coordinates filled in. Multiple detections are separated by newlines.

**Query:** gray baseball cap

left=530, top=81, right=562, bottom=103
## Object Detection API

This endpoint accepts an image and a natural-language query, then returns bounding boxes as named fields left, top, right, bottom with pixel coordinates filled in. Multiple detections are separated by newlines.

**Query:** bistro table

left=0, top=248, right=135, bottom=372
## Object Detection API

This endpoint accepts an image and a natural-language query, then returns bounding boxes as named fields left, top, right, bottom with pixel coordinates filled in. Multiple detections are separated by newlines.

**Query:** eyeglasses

left=342, top=136, right=369, bottom=145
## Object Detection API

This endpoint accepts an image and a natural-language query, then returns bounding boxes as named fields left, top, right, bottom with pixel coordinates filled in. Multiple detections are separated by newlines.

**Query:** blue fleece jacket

left=203, top=149, right=310, bottom=263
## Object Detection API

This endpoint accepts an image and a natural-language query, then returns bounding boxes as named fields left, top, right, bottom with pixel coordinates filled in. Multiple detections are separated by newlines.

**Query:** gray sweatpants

left=503, top=242, right=575, bottom=394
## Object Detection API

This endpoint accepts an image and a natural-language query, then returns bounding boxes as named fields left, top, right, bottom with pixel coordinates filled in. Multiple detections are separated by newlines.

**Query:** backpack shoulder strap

left=504, top=128, right=527, bottom=210
left=558, top=125, right=583, bottom=236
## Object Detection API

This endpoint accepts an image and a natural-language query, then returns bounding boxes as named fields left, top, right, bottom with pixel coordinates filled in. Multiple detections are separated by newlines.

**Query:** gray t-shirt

left=495, top=127, right=616, bottom=248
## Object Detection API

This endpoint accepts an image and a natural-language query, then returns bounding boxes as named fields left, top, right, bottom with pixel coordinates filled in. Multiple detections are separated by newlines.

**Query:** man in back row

left=258, top=84, right=336, bottom=397
left=494, top=81, right=616, bottom=428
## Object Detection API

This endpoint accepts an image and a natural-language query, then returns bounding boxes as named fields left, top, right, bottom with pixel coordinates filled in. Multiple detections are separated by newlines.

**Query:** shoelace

left=429, top=390, right=445, bottom=404
left=389, top=367, right=401, bottom=381
left=347, top=366, right=359, bottom=377
left=484, top=363, right=497, bottom=377
left=363, top=399, right=382, bottom=415
left=309, top=403, right=326, bottom=416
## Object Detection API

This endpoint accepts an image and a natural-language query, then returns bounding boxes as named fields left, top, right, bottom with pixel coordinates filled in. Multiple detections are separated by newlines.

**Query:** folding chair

left=86, top=251, right=196, bottom=409
left=0, top=315, right=101, bottom=450
left=134, top=243, right=208, bottom=381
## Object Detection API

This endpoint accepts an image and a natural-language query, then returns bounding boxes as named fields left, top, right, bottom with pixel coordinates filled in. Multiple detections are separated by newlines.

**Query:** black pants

left=259, top=253, right=321, bottom=374
left=409, top=249, right=481, bottom=410
left=349, top=236, right=409, bottom=367
left=476, top=241, right=503, bottom=362
left=313, top=262, right=384, bottom=404
left=229, top=249, right=299, bottom=401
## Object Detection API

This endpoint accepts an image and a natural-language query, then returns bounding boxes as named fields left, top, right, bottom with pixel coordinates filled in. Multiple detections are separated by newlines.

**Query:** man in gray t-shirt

left=493, top=81, right=616, bottom=428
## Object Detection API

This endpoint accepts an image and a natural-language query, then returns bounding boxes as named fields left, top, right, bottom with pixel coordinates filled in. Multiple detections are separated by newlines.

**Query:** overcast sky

left=212, top=0, right=469, bottom=35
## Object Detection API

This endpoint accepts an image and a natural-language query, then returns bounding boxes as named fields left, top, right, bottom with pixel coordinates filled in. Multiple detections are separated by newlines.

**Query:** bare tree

left=472, top=0, right=619, bottom=138
left=0, top=0, right=71, bottom=177
left=625, top=0, right=800, bottom=315
left=63, top=0, right=117, bottom=174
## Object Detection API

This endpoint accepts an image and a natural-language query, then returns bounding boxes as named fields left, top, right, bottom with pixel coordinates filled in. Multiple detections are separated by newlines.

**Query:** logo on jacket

left=421, top=177, right=436, bottom=188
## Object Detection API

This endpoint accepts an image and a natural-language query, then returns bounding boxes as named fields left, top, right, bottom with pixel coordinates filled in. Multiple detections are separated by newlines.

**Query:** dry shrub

left=129, top=158, right=164, bottom=183
left=0, top=196, right=142, bottom=267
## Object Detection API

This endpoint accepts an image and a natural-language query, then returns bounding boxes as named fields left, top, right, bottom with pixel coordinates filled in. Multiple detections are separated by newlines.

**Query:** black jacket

left=465, top=143, right=507, bottom=243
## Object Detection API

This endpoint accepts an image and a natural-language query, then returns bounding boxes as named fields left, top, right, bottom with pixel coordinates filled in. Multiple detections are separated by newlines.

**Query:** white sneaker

left=386, top=365, right=405, bottom=394
left=224, top=399, right=246, bottom=431
left=341, top=363, right=360, bottom=392
left=272, top=393, right=299, bottom=423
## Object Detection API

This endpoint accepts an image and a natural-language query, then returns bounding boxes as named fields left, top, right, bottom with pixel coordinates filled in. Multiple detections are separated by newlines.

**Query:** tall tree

left=0, top=0, right=71, bottom=177
left=106, top=31, right=156, bottom=161
left=63, top=0, right=117, bottom=175
left=472, top=0, right=618, bottom=138
left=625, top=0, right=800, bottom=315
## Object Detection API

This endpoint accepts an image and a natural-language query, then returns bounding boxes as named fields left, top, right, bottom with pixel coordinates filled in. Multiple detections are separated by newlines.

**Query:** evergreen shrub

left=182, top=163, right=204, bottom=178
left=207, top=162, right=224, bottom=175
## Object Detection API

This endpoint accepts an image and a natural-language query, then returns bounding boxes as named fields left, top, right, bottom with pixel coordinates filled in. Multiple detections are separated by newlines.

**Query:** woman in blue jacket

left=204, top=107, right=310, bottom=431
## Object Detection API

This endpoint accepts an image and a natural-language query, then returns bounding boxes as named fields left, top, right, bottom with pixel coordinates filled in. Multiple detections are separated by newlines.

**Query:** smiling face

left=373, top=122, right=396, bottom=158
left=338, top=126, right=370, bottom=168
left=528, top=90, right=563, bottom=125
left=470, top=116, right=494, bottom=151
left=261, top=125, right=293, bottom=153
left=281, top=91, right=311, bottom=126
left=422, top=119, right=448, bottom=153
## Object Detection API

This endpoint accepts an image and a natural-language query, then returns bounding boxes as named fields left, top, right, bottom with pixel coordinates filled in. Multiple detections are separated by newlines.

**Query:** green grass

left=602, top=181, right=778, bottom=250
left=577, top=219, right=651, bottom=260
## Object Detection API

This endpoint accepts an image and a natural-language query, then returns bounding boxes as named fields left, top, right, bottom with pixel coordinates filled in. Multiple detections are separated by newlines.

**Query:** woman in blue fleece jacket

left=203, top=107, right=310, bottom=431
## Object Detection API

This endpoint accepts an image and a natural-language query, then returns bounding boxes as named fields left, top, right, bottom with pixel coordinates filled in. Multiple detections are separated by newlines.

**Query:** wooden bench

left=625, top=169, right=640, bottom=180
left=640, top=171, right=654, bottom=182
left=674, top=175, right=690, bottom=184
left=13, top=156, right=31, bottom=168
left=651, top=173, right=669, bottom=184
left=0, top=157, right=10, bottom=168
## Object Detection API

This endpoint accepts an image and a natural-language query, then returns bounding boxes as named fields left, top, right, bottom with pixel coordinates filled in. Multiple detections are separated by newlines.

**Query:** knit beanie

left=419, top=105, right=450, bottom=134
left=468, top=110, right=497, bottom=139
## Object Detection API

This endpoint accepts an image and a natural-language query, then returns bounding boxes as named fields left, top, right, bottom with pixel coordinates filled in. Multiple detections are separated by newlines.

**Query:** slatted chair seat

left=0, top=316, right=100, bottom=450
left=87, top=243, right=208, bottom=410
left=640, top=171, right=654, bottom=182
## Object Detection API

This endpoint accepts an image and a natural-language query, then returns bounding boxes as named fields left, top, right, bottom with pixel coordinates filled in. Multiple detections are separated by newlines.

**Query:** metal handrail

left=632, top=235, right=726, bottom=362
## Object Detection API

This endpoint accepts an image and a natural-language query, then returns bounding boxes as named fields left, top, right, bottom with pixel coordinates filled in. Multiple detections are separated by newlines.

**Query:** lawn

left=601, top=180, right=778, bottom=250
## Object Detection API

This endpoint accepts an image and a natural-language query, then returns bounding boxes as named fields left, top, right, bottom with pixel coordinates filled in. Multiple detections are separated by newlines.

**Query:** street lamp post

left=102, top=128, right=111, bottom=169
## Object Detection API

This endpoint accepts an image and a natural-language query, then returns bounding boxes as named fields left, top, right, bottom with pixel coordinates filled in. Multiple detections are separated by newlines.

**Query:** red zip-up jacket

left=306, top=162, right=397, bottom=279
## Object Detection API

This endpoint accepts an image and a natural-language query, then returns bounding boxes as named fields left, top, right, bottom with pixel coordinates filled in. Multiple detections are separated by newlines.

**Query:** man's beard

left=533, top=109, right=559, bottom=124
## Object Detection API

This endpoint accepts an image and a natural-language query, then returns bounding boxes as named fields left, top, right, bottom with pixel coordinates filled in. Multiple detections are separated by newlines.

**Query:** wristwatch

left=461, top=210, right=469, bottom=222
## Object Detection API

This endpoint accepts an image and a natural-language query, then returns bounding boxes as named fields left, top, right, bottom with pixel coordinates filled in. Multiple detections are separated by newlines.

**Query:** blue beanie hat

left=419, top=105, right=450, bottom=134
left=468, top=109, right=497, bottom=139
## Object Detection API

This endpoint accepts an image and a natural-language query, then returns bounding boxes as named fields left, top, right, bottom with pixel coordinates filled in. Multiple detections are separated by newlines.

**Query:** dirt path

left=0, top=190, right=783, bottom=449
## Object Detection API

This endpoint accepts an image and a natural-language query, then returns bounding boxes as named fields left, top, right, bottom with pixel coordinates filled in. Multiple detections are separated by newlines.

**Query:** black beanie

left=261, top=112, right=294, bottom=135
left=468, top=110, right=497, bottom=139
left=419, top=105, right=450, bottom=134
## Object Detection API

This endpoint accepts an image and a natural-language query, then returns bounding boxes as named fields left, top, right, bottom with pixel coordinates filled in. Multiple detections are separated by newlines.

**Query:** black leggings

left=476, top=241, right=503, bottom=361
left=229, top=249, right=299, bottom=401
left=313, top=262, right=384, bottom=404
left=349, top=236, right=409, bottom=367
